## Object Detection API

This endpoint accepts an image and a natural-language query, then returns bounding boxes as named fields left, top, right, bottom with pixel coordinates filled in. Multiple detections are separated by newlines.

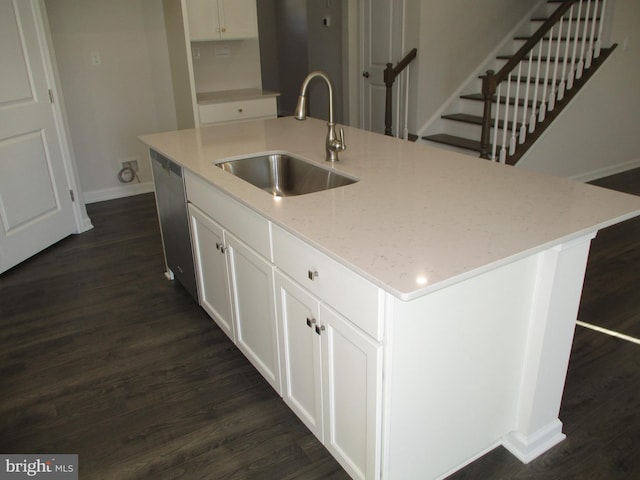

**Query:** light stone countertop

left=140, top=117, right=640, bottom=301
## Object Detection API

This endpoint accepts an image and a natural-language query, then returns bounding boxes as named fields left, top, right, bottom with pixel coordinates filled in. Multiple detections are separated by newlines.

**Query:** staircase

left=421, top=0, right=617, bottom=165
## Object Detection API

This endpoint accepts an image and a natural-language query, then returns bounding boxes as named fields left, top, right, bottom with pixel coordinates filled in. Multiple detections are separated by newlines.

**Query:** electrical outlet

left=122, top=160, right=139, bottom=172
left=90, top=51, right=101, bottom=66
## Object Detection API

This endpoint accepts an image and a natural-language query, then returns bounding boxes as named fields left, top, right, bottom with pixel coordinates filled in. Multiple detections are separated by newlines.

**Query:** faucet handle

left=338, top=127, right=346, bottom=151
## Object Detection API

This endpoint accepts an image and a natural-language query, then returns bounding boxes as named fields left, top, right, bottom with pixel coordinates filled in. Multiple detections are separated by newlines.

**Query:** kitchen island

left=140, top=117, right=640, bottom=480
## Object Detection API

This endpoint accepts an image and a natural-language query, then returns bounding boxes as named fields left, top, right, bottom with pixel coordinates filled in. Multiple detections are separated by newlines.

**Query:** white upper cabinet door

left=218, top=0, right=258, bottom=40
left=0, top=0, right=77, bottom=273
left=186, top=0, right=257, bottom=41
left=185, top=0, right=221, bottom=41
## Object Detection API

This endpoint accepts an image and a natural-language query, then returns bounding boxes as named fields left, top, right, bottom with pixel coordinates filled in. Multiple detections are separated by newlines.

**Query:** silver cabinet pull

left=306, top=317, right=316, bottom=328
left=315, top=324, right=326, bottom=335
left=308, top=270, right=319, bottom=281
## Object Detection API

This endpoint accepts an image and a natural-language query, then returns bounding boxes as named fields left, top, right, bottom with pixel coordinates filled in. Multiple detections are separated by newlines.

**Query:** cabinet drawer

left=185, top=170, right=271, bottom=260
left=198, top=97, right=276, bottom=125
left=273, top=225, right=383, bottom=341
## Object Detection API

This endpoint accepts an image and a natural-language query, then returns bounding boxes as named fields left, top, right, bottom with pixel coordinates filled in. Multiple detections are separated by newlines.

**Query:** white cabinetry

left=185, top=170, right=383, bottom=478
left=226, top=231, right=279, bottom=391
left=274, top=252, right=382, bottom=480
left=189, top=204, right=234, bottom=340
left=198, top=95, right=277, bottom=126
left=276, top=273, right=324, bottom=440
left=186, top=0, right=258, bottom=41
left=186, top=172, right=280, bottom=394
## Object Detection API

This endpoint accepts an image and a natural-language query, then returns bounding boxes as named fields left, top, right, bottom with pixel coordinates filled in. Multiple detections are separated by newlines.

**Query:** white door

left=360, top=0, right=405, bottom=134
left=0, top=0, right=77, bottom=273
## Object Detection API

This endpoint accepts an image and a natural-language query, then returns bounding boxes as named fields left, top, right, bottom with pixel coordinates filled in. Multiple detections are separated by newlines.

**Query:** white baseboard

left=570, top=158, right=640, bottom=183
left=83, top=182, right=155, bottom=204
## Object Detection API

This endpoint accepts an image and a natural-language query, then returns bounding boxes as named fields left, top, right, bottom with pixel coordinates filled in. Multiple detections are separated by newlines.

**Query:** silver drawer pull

left=315, top=324, right=326, bottom=335
left=306, top=317, right=316, bottom=328
left=308, top=270, right=319, bottom=281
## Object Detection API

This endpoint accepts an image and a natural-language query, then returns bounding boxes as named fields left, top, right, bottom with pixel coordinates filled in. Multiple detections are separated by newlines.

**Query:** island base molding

left=502, top=419, right=565, bottom=464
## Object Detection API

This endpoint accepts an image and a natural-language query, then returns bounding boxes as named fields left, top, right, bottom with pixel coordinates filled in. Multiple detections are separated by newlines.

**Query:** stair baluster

left=539, top=29, right=553, bottom=122
left=491, top=81, right=502, bottom=161
left=558, top=6, right=574, bottom=101
left=530, top=41, right=544, bottom=132
left=549, top=19, right=564, bottom=111
left=520, top=51, right=534, bottom=143
left=595, top=0, right=607, bottom=57
left=568, top=1, right=583, bottom=90
left=586, top=0, right=599, bottom=68
left=480, top=70, right=495, bottom=159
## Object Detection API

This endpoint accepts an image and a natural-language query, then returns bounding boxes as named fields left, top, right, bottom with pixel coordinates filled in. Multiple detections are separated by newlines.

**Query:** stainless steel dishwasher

left=150, top=149, right=198, bottom=301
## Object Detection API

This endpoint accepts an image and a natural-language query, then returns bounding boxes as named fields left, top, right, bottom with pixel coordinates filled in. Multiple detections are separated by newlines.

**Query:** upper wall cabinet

left=186, top=0, right=258, bottom=41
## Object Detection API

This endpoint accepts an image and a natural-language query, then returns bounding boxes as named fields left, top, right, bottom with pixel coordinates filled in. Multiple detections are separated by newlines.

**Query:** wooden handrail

left=384, top=48, right=417, bottom=136
left=480, top=0, right=581, bottom=158
left=493, top=0, right=579, bottom=87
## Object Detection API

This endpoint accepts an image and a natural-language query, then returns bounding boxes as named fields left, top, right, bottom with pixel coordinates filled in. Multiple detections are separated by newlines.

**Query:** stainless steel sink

left=216, top=153, right=357, bottom=197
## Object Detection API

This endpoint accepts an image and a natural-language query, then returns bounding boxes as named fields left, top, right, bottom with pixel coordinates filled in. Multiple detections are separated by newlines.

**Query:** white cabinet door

left=186, top=0, right=257, bottom=41
left=185, top=0, right=222, bottom=41
left=275, top=272, right=324, bottom=442
left=276, top=269, right=382, bottom=480
left=320, top=304, right=383, bottom=480
left=218, top=0, right=258, bottom=39
left=188, top=204, right=234, bottom=341
left=227, top=231, right=281, bottom=394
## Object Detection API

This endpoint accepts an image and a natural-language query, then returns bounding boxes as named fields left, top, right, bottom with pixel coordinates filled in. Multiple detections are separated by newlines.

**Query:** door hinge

left=48, top=89, right=54, bottom=104
left=69, top=189, right=75, bottom=202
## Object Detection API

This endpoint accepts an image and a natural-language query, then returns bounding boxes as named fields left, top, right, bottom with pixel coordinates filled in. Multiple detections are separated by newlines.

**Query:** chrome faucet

left=294, top=71, right=346, bottom=162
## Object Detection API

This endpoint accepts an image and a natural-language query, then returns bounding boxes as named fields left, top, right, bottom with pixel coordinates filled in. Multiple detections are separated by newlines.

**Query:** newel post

left=384, top=62, right=394, bottom=136
left=480, top=70, right=496, bottom=159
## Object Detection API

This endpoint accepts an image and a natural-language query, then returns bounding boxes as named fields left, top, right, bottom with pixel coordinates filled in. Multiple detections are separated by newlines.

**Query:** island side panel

left=382, top=254, right=538, bottom=480
left=502, top=233, right=595, bottom=462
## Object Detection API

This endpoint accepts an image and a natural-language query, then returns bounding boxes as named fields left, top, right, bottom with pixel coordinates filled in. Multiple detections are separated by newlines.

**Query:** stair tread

left=497, top=54, right=567, bottom=62
left=514, top=35, right=598, bottom=42
left=442, top=113, right=523, bottom=130
left=441, top=113, right=483, bottom=124
left=422, top=134, right=481, bottom=152
left=531, top=16, right=600, bottom=22
left=460, top=93, right=543, bottom=108
left=477, top=74, right=562, bottom=85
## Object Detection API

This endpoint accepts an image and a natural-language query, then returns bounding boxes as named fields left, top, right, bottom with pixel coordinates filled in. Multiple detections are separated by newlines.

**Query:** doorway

left=256, top=0, right=347, bottom=124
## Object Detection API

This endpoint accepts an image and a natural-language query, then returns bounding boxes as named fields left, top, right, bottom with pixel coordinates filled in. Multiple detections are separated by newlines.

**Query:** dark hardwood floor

left=1, top=168, right=638, bottom=479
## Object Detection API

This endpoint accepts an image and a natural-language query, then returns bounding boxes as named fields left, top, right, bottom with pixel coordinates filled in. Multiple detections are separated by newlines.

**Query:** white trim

left=83, top=182, right=155, bottom=204
left=37, top=0, right=92, bottom=232
left=570, top=158, right=640, bottom=183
